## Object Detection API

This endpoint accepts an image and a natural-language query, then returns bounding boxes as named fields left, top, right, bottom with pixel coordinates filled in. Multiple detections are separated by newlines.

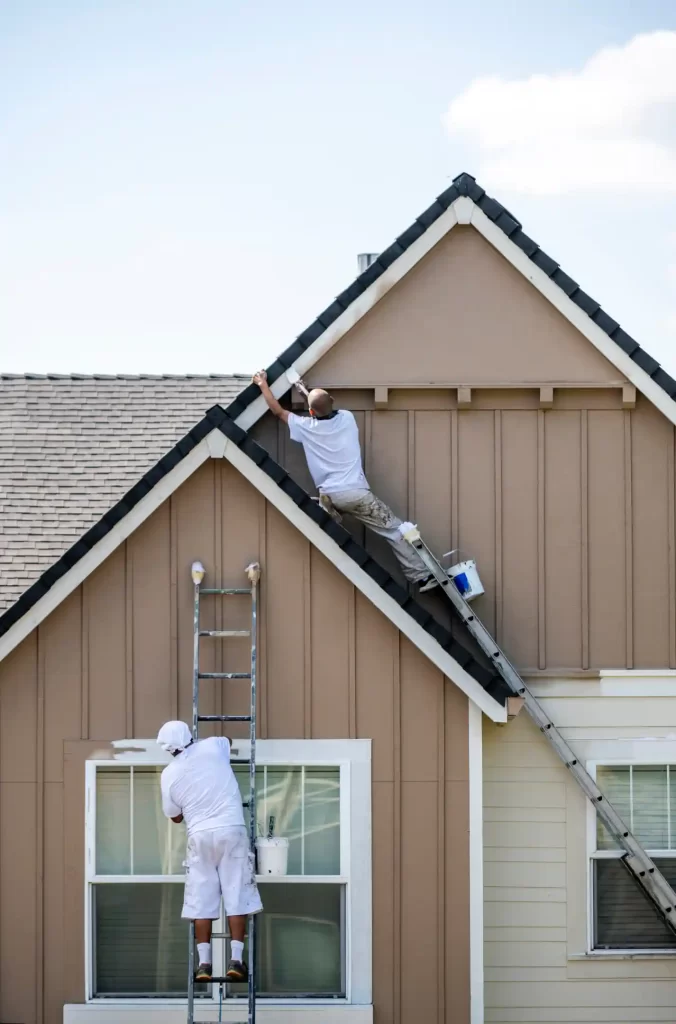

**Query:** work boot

left=195, top=963, right=212, bottom=982
left=226, top=959, right=248, bottom=983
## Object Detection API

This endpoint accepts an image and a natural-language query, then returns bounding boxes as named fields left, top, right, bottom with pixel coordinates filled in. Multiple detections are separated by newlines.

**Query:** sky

left=1, top=0, right=676, bottom=376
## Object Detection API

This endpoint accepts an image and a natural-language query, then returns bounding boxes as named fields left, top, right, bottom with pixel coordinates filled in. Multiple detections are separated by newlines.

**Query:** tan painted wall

left=483, top=690, right=676, bottom=1023
left=0, top=459, right=470, bottom=1024
left=304, top=228, right=624, bottom=388
left=255, top=390, right=676, bottom=674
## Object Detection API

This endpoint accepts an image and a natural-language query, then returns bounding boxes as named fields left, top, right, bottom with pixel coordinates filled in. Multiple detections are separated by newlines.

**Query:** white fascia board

left=0, top=432, right=218, bottom=664
left=468, top=702, right=484, bottom=1024
left=222, top=441, right=506, bottom=722
left=65, top=1006, right=373, bottom=1023
left=234, top=205, right=460, bottom=431
left=466, top=202, right=676, bottom=430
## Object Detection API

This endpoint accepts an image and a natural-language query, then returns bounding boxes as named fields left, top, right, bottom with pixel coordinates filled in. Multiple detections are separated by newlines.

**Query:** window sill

left=65, top=1003, right=373, bottom=1023
left=570, top=951, right=676, bottom=961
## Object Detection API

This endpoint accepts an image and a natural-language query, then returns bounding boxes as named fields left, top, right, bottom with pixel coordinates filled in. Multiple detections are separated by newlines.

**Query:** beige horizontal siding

left=485, top=704, right=676, bottom=1022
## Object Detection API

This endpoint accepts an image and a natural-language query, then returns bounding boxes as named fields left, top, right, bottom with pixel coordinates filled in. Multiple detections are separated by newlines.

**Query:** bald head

left=308, top=389, right=333, bottom=417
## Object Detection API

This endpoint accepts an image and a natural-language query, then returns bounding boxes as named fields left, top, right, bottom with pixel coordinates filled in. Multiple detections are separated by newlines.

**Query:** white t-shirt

left=160, top=736, right=244, bottom=837
left=288, top=410, right=369, bottom=495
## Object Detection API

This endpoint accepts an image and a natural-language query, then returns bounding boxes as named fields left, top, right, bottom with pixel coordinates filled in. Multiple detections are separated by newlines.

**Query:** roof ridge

left=224, top=171, right=676, bottom=421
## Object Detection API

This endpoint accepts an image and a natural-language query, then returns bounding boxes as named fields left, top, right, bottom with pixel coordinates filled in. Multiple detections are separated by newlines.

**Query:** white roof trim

left=0, top=422, right=505, bottom=721
left=235, top=195, right=676, bottom=433
left=0, top=434, right=214, bottom=663
left=222, top=439, right=506, bottom=721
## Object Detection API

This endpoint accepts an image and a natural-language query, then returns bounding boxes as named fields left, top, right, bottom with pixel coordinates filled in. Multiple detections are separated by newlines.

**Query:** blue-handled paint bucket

left=448, top=558, right=485, bottom=602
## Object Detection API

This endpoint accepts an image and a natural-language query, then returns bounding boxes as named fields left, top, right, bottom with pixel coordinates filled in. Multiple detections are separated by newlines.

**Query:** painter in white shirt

left=160, top=735, right=245, bottom=836
left=288, top=409, right=369, bottom=496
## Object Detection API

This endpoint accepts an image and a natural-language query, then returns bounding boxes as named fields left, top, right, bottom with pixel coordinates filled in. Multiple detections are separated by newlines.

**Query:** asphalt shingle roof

left=0, top=374, right=249, bottom=611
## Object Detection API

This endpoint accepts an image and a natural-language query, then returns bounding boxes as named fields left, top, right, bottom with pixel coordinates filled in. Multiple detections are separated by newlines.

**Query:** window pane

left=133, top=767, right=186, bottom=875
left=596, top=765, right=671, bottom=851
left=633, top=766, right=669, bottom=849
left=304, top=768, right=340, bottom=874
left=596, top=766, right=631, bottom=850
left=227, top=883, right=345, bottom=997
left=93, top=883, right=209, bottom=996
left=594, top=858, right=676, bottom=949
left=96, top=768, right=131, bottom=874
left=235, top=766, right=340, bottom=875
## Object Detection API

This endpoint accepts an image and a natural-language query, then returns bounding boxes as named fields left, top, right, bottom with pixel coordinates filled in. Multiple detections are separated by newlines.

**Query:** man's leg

left=329, top=490, right=430, bottom=584
left=219, top=828, right=264, bottom=982
left=182, top=832, right=221, bottom=980
left=195, top=919, right=213, bottom=973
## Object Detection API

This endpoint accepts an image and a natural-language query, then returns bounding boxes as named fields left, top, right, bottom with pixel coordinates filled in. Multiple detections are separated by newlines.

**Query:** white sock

left=231, top=939, right=244, bottom=963
left=197, top=942, right=211, bottom=965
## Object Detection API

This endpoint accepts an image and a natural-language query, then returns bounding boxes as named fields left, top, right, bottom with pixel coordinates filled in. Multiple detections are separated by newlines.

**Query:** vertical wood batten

left=303, top=542, right=312, bottom=739
left=451, top=410, right=459, bottom=554
left=437, top=675, right=446, bottom=1024
left=581, top=411, right=590, bottom=670
left=494, top=411, right=503, bottom=645
left=36, top=629, right=45, bottom=1024
left=669, top=426, right=676, bottom=669
left=214, top=462, right=224, bottom=727
left=407, top=411, right=416, bottom=521
left=624, top=410, right=634, bottom=668
left=393, top=632, right=402, bottom=1024
left=169, top=495, right=179, bottom=720
left=81, top=583, right=90, bottom=740
left=537, top=410, right=546, bottom=669
left=348, top=587, right=357, bottom=739
left=125, top=543, right=134, bottom=737
left=258, top=495, right=269, bottom=739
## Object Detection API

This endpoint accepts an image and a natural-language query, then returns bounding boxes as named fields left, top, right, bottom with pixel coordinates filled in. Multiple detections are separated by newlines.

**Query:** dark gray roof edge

left=0, top=404, right=508, bottom=706
left=0, top=373, right=251, bottom=381
left=223, top=171, right=676, bottom=419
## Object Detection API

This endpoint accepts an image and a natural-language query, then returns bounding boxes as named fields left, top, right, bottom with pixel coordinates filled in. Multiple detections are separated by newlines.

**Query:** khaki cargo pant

left=319, top=488, right=429, bottom=584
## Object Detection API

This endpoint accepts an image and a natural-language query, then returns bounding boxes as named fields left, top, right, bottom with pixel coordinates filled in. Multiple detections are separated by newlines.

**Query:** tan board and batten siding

left=0, top=459, right=470, bottom=1024
left=256, top=225, right=676, bottom=1022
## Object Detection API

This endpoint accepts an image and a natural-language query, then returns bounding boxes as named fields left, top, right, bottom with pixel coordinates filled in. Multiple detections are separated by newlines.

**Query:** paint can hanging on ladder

left=444, top=552, right=485, bottom=602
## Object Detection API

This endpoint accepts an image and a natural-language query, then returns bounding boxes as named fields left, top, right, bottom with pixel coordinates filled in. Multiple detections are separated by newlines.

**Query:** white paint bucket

left=448, top=559, right=485, bottom=602
left=256, top=837, right=289, bottom=876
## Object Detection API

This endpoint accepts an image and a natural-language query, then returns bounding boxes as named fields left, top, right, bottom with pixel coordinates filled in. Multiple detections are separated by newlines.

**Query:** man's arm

left=171, top=813, right=184, bottom=824
left=253, top=370, right=290, bottom=425
left=161, top=772, right=183, bottom=825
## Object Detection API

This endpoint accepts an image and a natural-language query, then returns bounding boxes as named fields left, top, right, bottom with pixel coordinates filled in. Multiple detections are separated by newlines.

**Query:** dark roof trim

left=0, top=405, right=508, bottom=705
left=223, top=171, right=676, bottom=419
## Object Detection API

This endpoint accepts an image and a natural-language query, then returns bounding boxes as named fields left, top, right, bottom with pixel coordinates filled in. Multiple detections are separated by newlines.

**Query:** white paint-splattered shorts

left=182, top=826, right=263, bottom=920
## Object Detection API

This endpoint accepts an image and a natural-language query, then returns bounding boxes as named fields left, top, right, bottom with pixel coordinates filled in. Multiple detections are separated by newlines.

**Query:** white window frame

left=586, top=757, right=676, bottom=956
left=84, top=738, right=372, bottom=1008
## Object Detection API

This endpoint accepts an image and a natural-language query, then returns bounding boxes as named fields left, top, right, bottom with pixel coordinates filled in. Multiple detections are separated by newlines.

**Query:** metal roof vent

left=357, top=253, right=379, bottom=274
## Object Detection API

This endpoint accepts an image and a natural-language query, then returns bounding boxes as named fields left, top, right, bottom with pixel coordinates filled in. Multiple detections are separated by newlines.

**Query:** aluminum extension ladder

left=187, top=560, right=261, bottom=1024
left=403, top=526, right=676, bottom=935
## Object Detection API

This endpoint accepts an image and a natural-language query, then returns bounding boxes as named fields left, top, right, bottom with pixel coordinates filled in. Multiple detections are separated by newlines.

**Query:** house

left=2, top=172, right=676, bottom=1024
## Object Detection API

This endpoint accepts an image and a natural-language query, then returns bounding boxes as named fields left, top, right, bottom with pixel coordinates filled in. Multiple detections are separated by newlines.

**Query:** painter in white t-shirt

left=160, top=734, right=244, bottom=836
left=288, top=409, right=369, bottom=496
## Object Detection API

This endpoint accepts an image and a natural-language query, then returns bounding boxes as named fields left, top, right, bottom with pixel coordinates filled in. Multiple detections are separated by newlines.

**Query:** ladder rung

left=198, top=672, right=251, bottom=679
left=199, top=629, right=250, bottom=637
left=200, top=588, right=251, bottom=595
left=198, top=714, right=252, bottom=722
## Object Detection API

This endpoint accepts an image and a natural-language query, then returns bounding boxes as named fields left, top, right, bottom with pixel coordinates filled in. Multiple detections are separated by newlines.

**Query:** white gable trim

left=0, top=427, right=506, bottom=722
left=0, top=435, right=214, bottom=663
left=235, top=195, right=676, bottom=433
left=221, top=440, right=506, bottom=721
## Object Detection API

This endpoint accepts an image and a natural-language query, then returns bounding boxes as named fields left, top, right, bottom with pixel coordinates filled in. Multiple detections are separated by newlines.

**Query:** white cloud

left=444, top=31, right=676, bottom=194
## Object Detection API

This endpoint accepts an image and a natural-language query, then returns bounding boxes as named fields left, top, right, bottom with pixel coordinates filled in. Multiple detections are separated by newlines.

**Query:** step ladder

left=187, top=560, right=261, bottom=1024
left=403, top=526, right=676, bottom=935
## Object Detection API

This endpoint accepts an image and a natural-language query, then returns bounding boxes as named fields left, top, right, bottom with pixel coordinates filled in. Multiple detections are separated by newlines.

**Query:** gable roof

left=223, top=172, right=676, bottom=431
left=0, top=374, right=249, bottom=612
left=0, top=403, right=509, bottom=721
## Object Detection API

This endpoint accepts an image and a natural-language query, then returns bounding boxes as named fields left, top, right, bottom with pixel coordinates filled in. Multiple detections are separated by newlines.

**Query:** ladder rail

left=403, top=526, right=676, bottom=934
left=187, top=562, right=260, bottom=1024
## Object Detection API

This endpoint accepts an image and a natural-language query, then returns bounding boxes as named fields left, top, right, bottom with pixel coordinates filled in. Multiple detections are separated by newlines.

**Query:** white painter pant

left=182, top=825, right=263, bottom=921
left=321, top=488, right=429, bottom=584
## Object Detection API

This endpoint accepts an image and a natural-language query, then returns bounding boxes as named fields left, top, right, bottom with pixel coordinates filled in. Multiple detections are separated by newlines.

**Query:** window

left=591, top=763, right=676, bottom=950
left=85, top=740, right=371, bottom=1004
